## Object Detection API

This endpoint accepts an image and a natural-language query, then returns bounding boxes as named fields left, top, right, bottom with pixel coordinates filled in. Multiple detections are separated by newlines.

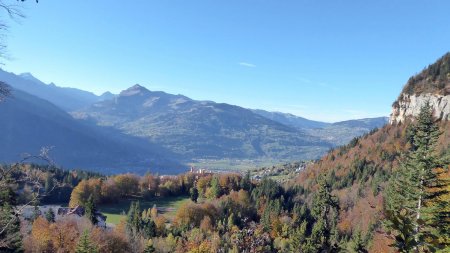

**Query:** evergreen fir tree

left=45, top=208, right=55, bottom=223
left=0, top=171, right=22, bottom=252
left=85, top=195, right=97, bottom=225
left=385, top=103, right=450, bottom=251
left=126, top=201, right=142, bottom=232
left=0, top=203, right=22, bottom=253
left=141, top=217, right=156, bottom=238
left=189, top=187, right=199, bottom=203
left=240, top=171, right=252, bottom=192
left=348, top=231, right=367, bottom=253
left=44, top=173, right=54, bottom=194
left=309, top=176, right=339, bottom=252
left=210, top=176, right=221, bottom=199
left=75, top=230, right=98, bottom=253
left=290, top=220, right=307, bottom=252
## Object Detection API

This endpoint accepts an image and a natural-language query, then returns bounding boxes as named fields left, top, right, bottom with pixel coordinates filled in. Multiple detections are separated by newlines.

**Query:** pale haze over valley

left=3, top=1, right=450, bottom=122
left=1, top=1, right=450, bottom=252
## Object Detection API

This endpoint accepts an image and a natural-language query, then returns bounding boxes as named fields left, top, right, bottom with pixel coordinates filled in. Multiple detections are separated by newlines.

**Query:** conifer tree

left=75, top=230, right=98, bottom=253
left=385, top=103, right=450, bottom=251
left=240, top=171, right=252, bottom=192
left=85, top=195, right=97, bottom=225
left=290, top=220, right=307, bottom=252
left=45, top=208, right=55, bottom=223
left=348, top=231, right=367, bottom=253
left=189, top=187, right=199, bottom=203
left=210, top=176, right=221, bottom=199
left=309, top=176, right=339, bottom=252
left=44, top=173, right=54, bottom=194
left=0, top=172, right=22, bottom=252
left=0, top=203, right=22, bottom=253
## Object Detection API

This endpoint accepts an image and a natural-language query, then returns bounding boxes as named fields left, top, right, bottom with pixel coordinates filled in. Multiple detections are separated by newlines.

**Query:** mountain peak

left=19, top=72, right=43, bottom=84
left=120, top=84, right=150, bottom=97
left=390, top=52, right=450, bottom=124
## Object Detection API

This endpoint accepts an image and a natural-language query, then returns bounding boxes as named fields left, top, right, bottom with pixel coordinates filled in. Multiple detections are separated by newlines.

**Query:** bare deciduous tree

left=0, top=0, right=37, bottom=101
left=0, top=147, right=60, bottom=248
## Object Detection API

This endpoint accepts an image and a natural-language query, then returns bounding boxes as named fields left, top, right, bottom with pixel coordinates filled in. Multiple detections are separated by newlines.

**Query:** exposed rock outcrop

left=390, top=93, right=450, bottom=124
left=390, top=52, right=450, bottom=124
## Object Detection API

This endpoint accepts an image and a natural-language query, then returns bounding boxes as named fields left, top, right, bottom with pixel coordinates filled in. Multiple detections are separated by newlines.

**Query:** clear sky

left=2, top=1, right=450, bottom=122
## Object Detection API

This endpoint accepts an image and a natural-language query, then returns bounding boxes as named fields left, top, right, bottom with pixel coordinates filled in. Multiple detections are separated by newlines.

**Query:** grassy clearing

left=98, top=196, right=190, bottom=225
left=189, top=158, right=288, bottom=171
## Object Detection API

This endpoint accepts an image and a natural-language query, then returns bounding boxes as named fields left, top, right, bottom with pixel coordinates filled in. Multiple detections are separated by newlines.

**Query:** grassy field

left=189, top=158, right=289, bottom=172
left=98, top=196, right=190, bottom=225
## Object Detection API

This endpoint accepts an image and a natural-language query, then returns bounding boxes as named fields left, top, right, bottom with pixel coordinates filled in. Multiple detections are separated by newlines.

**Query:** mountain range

left=0, top=69, right=387, bottom=173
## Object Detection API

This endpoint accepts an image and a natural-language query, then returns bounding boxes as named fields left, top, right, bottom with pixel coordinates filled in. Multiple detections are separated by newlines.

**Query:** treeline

left=3, top=163, right=103, bottom=204
left=105, top=173, right=364, bottom=252
left=68, top=172, right=245, bottom=208
left=295, top=103, right=450, bottom=252
left=403, top=52, right=450, bottom=95
left=2, top=104, right=449, bottom=252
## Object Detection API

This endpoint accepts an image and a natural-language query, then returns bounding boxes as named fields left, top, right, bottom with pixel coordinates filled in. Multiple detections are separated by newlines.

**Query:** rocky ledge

left=390, top=93, right=450, bottom=124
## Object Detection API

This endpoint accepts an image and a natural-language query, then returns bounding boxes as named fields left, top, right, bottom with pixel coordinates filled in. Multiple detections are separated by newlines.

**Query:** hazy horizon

left=3, top=1, right=450, bottom=121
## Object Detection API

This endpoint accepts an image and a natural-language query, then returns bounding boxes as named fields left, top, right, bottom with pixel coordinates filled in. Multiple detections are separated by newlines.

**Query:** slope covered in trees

left=401, top=52, right=450, bottom=96
left=292, top=54, right=450, bottom=252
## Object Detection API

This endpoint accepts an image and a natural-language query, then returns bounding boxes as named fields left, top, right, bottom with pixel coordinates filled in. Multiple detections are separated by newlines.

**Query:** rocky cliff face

left=390, top=93, right=450, bottom=124
left=390, top=53, right=450, bottom=124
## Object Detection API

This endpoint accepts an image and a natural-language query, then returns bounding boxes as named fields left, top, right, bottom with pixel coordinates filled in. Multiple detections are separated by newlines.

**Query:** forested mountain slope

left=292, top=53, right=450, bottom=252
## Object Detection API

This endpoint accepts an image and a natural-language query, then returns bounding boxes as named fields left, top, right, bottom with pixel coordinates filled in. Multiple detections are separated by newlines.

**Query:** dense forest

left=0, top=103, right=449, bottom=252
left=0, top=2, right=449, bottom=252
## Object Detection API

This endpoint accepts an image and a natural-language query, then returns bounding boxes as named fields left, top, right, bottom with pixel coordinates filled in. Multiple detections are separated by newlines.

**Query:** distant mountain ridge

left=0, top=88, right=183, bottom=174
left=0, top=70, right=388, bottom=170
left=0, top=69, right=115, bottom=111
left=251, top=109, right=330, bottom=129
left=74, top=84, right=331, bottom=161
left=252, top=109, right=388, bottom=146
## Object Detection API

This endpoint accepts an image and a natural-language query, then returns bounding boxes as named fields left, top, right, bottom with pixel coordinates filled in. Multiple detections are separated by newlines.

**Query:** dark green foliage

left=348, top=231, right=368, bottom=253
left=309, top=176, right=340, bottom=252
left=251, top=177, right=284, bottom=201
left=0, top=175, right=16, bottom=206
left=239, top=170, right=252, bottom=191
left=126, top=201, right=156, bottom=239
left=189, top=187, right=198, bottom=203
left=290, top=220, right=308, bottom=252
left=44, top=172, right=54, bottom=194
left=385, top=103, right=450, bottom=251
left=0, top=171, right=22, bottom=252
left=141, top=218, right=156, bottom=238
left=6, top=164, right=103, bottom=205
left=45, top=208, right=55, bottom=223
left=0, top=203, right=22, bottom=253
left=209, top=176, right=221, bottom=199
left=399, top=52, right=450, bottom=98
left=85, top=195, right=97, bottom=225
left=75, top=230, right=98, bottom=253
left=127, top=201, right=141, bottom=232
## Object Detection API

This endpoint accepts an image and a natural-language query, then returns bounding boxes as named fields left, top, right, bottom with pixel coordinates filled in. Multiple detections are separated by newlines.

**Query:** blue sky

left=2, top=1, right=450, bottom=122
